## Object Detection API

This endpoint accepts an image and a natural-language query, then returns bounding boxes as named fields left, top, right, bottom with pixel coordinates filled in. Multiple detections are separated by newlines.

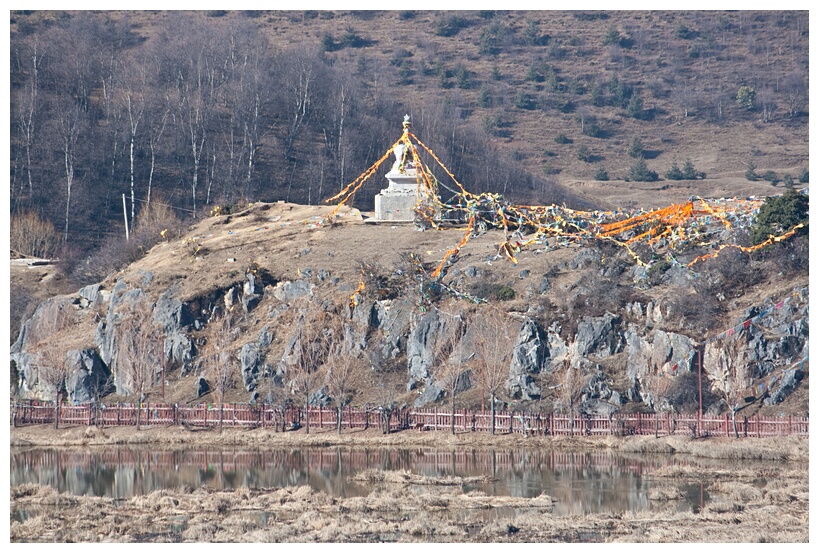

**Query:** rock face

left=9, top=250, right=808, bottom=417
left=505, top=319, right=547, bottom=400
left=574, top=313, right=623, bottom=358
left=406, top=309, right=447, bottom=392
left=65, top=349, right=114, bottom=403
left=239, top=343, right=261, bottom=392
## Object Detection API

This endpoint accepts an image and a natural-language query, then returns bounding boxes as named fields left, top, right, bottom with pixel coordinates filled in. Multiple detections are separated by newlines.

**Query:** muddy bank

left=9, top=425, right=808, bottom=462
left=10, top=463, right=808, bottom=543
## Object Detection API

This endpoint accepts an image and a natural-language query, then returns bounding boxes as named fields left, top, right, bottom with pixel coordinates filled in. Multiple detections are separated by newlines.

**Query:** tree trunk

left=136, top=399, right=141, bottom=431
left=219, top=397, right=224, bottom=434
left=451, top=393, right=455, bottom=435
left=54, top=395, right=60, bottom=430
left=490, top=393, right=496, bottom=435
left=305, top=400, right=310, bottom=434
left=732, top=408, right=739, bottom=438
left=337, top=405, right=342, bottom=434
left=655, top=411, right=659, bottom=438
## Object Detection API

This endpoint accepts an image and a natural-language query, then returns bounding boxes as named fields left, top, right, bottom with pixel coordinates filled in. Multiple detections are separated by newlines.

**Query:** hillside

left=10, top=192, right=809, bottom=419
left=8, top=9, right=809, bottom=421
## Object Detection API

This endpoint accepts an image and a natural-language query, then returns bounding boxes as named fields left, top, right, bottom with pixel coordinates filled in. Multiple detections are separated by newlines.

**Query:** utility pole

left=122, top=194, right=130, bottom=241
left=697, top=344, right=703, bottom=437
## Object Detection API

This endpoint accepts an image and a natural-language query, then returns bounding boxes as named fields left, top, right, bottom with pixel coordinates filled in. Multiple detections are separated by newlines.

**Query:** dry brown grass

left=13, top=468, right=807, bottom=543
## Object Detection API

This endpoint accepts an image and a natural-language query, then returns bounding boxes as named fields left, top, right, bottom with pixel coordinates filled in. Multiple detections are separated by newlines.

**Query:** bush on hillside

left=749, top=188, right=809, bottom=245
left=626, top=158, right=658, bottom=182
left=10, top=211, right=59, bottom=259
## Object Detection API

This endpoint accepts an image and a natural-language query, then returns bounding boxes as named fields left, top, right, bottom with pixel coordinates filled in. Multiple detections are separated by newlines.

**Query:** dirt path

left=8, top=425, right=809, bottom=462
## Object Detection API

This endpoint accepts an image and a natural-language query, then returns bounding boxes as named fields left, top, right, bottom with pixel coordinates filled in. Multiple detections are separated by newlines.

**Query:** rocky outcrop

left=573, top=313, right=623, bottom=358
left=505, top=319, right=547, bottom=400
left=65, top=349, right=114, bottom=403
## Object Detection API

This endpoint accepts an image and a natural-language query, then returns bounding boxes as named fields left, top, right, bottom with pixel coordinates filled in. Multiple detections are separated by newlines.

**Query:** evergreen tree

left=750, top=188, right=808, bottom=244
left=627, top=158, right=658, bottom=182
left=665, top=162, right=684, bottom=180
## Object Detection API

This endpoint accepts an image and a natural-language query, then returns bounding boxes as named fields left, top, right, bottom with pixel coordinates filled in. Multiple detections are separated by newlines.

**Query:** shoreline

left=9, top=424, right=808, bottom=462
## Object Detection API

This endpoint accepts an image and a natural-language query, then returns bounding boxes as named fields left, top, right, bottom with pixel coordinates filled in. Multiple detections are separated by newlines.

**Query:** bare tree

left=709, top=335, right=753, bottom=438
left=554, top=360, right=589, bottom=437
left=29, top=302, right=73, bottom=429
left=204, top=312, right=239, bottom=433
left=287, top=308, right=340, bottom=434
left=324, top=339, right=366, bottom=434
left=115, top=300, right=162, bottom=430
left=11, top=36, right=45, bottom=201
left=472, top=309, right=516, bottom=435
left=431, top=315, right=467, bottom=435
left=645, top=361, right=675, bottom=438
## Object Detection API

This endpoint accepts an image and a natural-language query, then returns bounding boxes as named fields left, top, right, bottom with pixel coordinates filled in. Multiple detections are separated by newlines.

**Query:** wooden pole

left=122, top=194, right=130, bottom=241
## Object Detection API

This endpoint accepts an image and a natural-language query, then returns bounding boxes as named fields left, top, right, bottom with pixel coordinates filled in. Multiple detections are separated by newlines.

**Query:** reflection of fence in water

left=11, top=447, right=666, bottom=480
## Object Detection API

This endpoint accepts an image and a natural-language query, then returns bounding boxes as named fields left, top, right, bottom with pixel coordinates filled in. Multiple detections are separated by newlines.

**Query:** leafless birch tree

left=29, top=302, right=73, bottom=428
left=204, top=312, right=239, bottom=432
left=115, top=300, right=162, bottom=430
left=472, top=309, right=516, bottom=435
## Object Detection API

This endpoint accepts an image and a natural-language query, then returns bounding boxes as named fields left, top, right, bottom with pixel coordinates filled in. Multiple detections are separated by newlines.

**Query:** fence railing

left=9, top=400, right=809, bottom=438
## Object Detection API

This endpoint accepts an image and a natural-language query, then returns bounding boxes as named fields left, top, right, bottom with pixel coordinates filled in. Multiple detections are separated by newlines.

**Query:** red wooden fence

left=9, top=400, right=809, bottom=438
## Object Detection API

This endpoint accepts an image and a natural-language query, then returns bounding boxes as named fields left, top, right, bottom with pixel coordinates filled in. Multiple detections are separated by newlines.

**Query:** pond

left=10, top=446, right=740, bottom=516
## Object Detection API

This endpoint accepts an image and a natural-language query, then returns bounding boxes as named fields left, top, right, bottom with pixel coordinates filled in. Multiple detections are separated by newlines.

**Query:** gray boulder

left=239, top=343, right=262, bottom=392
left=196, top=377, right=211, bottom=398
left=574, top=313, right=623, bottom=358
left=765, top=367, right=805, bottom=405
left=413, top=383, right=442, bottom=407
left=406, top=309, right=445, bottom=390
left=65, top=349, right=114, bottom=403
left=272, top=280, right=314, bottom=303
left=505, top=319, right=547, bottom=400
left=242, top=273, right=262, bottom=312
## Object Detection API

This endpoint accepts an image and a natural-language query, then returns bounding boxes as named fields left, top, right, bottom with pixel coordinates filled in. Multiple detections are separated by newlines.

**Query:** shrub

left=555, top=133, right=571, bottom=144
left=513, top=90, right=535, bottom=110
left=602, top=25, right=622, bottom=46
left=477, top=86, right=491, bottom=108
left=627, top=93, right=643, bottom=119
left=626, top=158, right=658, bottom=182
left=744, top=161, right=759, bottom=181
left=594, top=167, right=609, bottom=181
left=577, top=145, right=592, bottom=162
left=782, top=174, right=794, bottom=188
left=665, top=162, right=684, bottom=180
left=798, top=168, right=809, bottom=183
left=627, top=137, right=644, bottom=158
left=434, top=14, right=469, bottom=37
left=320, top=32, right=337, bottom=52
left=762, top=170, right=779, bottom=185
left=749, top=188, right=809, bottom=245
left=676, top=23, right=694, bottom=39
left=10, top=211, right=59, bottom=258
left=682, top=159, right=703, bottom=180
left=736, top=86, right=756, bottom=110
left=470, top=280, right=517, bottom=301
left=454, top=65, right=472, bottom=89
left=559, top=99, right=575, bottom=113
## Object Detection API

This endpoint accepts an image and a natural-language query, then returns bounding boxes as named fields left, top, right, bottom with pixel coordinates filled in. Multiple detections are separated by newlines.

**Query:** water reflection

left=9, top=446, right=778, bottom=515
